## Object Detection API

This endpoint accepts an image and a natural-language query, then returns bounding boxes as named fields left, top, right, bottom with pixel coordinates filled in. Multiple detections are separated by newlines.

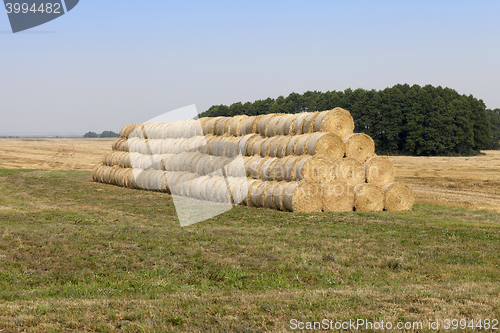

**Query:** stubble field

left=1, top=138, right=499, bottom=212
left=0, top=138, right=499, bottom=332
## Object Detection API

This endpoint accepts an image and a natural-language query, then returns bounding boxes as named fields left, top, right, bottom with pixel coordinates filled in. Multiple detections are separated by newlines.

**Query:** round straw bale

left=281, top=155, right=300, bottom=181
left=302, top=112, right=321, bottom=134
left=260, top=157, right=279, bottom=181
left=228, top=177, right=249, bottom=205
left=265, top=115, right=284, bottom=137
left=198, top=177, right=212, bottom=200
left=333, top=157, right=365, bottom=185
left=240, top=117, right=256, bottom=136
left=203, top=177, right=219, bottom=201
left=247, top=156, right=263, bottom=179
left=222, top=117, right=234, bottom=136
left=255, top=157, right=274, bottom=179
left=245, top=135, right=262, bottom=156
left=248, top=180, right=266, bottom=207
left=276, top=114, right=296, bottom=136
left=240, top=179, right=257, bottom=205
left=273, top=156, right=294, bottom=181
left=251, top=137, right=267, bottom=156
left=354, top=183, right=384, bottom=212
left=224, top=137, right=241, bottom=157
left=259, top=137, right=273, bottom=157
left=238, top=134, right=257, bottom=155
left=268, top=136, right=285, bottom=157
left=251, top=115, right=266, bottom=133
left=322, top=181, right=354, bottom=212
left=282, top=181, right=322, bottom=212
left=229, top=115, right=248, bottom=136
left=314, top=108, right=355, bottom=137
left=295, top=155, right=334, bottom=183
left=190, top=176, right=207, bottom=199
left=294, top=134, right=310, bottom=156
left=285, top=136, right=301, bottom=156
left=365, top=155, right=395, bottom=186
left=271, top=181, right=288, bottom=210
left=256, top=114, right=276, bottom=135
left=264, top=182, right=281, bottom=209
left=276, top=137, right=293, bottom=158
left=291, top=113, right=310, bottom=135
left=214, top=117, right=228, bottom=136
left=244, top=155, right=262, bottom=178
left=214, top=178, right=231, bottom=203
left=382, top=182, right=414, bottom=211
left=343, top=133, right=375, bottom=164
left=226, top=156, right=247, bottom=178
left=203, top=117, right=220, bottom=135
left=306, top=133, right=345, bottom=161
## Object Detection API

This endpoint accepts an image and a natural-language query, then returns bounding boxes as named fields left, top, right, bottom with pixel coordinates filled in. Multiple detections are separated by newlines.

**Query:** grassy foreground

left=0, top=169, right=499, bottom=332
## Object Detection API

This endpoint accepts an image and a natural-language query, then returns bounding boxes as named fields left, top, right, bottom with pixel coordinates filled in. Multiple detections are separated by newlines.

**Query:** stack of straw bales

left=93, top=107, right=414, bottom=212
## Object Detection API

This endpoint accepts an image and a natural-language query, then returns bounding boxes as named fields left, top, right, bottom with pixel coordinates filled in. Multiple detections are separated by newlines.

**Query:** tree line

left=199, top=84, right=499, bottom=155
left=83, top=131, right=119, bottom=138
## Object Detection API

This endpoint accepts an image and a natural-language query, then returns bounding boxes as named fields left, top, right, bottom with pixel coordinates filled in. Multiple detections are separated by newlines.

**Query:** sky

left=1, top=0, right=499, bottom=135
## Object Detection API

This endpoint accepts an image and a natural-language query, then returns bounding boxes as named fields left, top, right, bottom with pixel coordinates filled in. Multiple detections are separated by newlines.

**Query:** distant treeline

left=83, top=131, right=119, bottom=138
left=200, top=84, right=500, bottom=155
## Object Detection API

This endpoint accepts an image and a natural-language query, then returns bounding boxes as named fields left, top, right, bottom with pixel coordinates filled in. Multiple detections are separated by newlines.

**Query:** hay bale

left=285, top=136, right=301, bottom=156
left=293, top=134, right=310, bottom=156
left=365, top=155, right=395, bottom=186
left=268, top=136, right=286, bottom=157
left=322, top=181, right=354, bottom=212
left=238, top=134, right=256, bottom=155
left=276, top=137, right=293, bottom=158
left=343, top=133, right=375, bottom=164
left=282, top=181, right=322, bottom=212
left=272, top=181, right=288, bottom=210
left=294, top=155, right=334, bottom=183
left=259, top=157, right=279, bottom=181
left=248, top=180, right=266, bottom=207
left=305, top=133, right=345, bottom=161
left=273, top=155, right=294, bottom=181
left=228, top=115, right=248, bottom=136
left=246, top=156, right=263, bottom=179
left=291, top=113, right=310, bottom=135
left=265, top=115, right=284, bottom=137
left=240, top=117, right=256, bottom=136
left=354, top=183, right=384, bottom=212
left=313, top=107, right=354, bottom=137
left=256, top=114, right=276, bottom=135
left=333, top=157, right=365, bottom=185
left=251, top=137, right=267, bottom=156
left=228, top=177, right=251, bottom=205
left=264, top=182, right=281, bottom=209
left=244, top=155, right=262, bottom=178
left=203, top=117, right=222, bottom=135
left=259, top=138, right=273, bottom=157
left=383, top=182, right=414, bottom=211
left=276, top=114, right=296, bottom=136
left=244, top=135, right=262, bottom=156
left=302, top=112, right=321, bottom=134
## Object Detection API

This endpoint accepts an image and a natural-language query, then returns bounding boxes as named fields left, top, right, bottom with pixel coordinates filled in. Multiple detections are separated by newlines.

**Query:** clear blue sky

left=1, top=0, right=499, bottom=135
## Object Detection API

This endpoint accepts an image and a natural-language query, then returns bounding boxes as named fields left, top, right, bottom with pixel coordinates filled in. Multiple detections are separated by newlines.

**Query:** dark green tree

left=83, top=131, right=99, bottom=138
left=100, top=131, right=120, bottom=138
left=486, top=108, right=500, bottom=149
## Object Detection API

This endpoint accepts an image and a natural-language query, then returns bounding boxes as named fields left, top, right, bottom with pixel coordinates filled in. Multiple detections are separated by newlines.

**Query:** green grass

left=0, top=169, right=499, bottom=332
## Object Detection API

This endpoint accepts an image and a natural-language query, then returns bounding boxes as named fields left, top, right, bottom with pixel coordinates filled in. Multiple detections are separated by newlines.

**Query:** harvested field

left=389, top=150, right=500, bottom=212
left=0, top=138, right=114, bottom=171
left=0, top=139, right=499, bottom=211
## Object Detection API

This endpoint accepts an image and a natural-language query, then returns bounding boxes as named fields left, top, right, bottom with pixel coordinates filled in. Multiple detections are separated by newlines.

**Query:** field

left=0, top=139, right=499, bottom=332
